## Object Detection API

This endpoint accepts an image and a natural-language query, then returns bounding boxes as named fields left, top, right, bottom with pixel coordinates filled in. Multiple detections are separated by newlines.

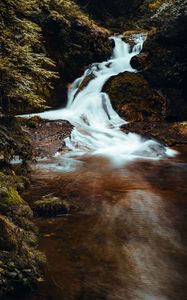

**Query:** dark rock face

left=38, top=2, right=112, bottom=108
left=104, top=0, right=187, bottom=125
left=75, top=0, right=145, bottom=24
left=104, top=72, right=166, bottom=122
left=45, top=17, right=111, bottom=83
left=132, top=0, right=187, bottom=121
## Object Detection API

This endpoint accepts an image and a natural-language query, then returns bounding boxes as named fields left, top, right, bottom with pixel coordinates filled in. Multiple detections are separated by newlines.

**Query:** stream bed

left=11, top=145, right=187, bottom=300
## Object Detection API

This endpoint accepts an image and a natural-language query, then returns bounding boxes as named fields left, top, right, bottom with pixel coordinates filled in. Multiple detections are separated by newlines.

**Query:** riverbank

left=0, top=171, right=46, bottom=299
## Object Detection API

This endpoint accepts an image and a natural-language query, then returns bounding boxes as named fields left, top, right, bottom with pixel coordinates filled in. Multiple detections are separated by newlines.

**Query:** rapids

left=21, top=34, right=176, bottom=164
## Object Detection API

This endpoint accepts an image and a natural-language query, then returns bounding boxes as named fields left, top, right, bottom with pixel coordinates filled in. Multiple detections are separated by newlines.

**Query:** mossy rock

left=74, top=73, right=95, bottom=98
left=0, top=248, right=46, bottom=298
left=104, top=71, right=166, bottom=122
left=0, top=185, right=32, bottom=218
left=18, top=116, right=43, bottom=129
left=0, top=215, right=19, bottom=251
left=33, top=197, right=70, bottom=217
left=0, top=171, right=46, bottom=298
left=0, top=173, right=32, bottom=222
left=0, top=186, right=24, bottom=206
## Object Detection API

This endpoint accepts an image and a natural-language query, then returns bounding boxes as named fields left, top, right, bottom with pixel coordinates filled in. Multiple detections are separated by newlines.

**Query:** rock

left=33, top=197, right=70, bottom=217
left=130, top=52, right=149, bottom=70
left=122, top=121, right=187, bottom=146
left=23, top=119, right=73, bottom=158
left=8, top=272, right=18, bottom=279
left=75, top=0, right=145, bottom=28
left=122, top=30, right=147, bottom=48
left=104, top=72, right=166, bottom=122
left=0, top=216, right=18, bottom=251
left=136, top=0, right=187, bottom=121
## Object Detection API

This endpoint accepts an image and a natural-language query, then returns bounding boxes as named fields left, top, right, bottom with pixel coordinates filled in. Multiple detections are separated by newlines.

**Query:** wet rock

left=34, top=197, right=70, bottom=217
left=22, top=119, right=73, bottom=158
left=122, top=121, right=187, bottom=146
left=104, top=71, right=166, bottom=122
left=75, top=73, right=96, bottom=96
left=130, top=52, right=148, bottom=70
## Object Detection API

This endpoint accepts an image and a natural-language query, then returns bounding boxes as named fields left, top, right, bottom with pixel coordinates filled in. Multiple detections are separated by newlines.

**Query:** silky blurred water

left=10, top=145, right=187, bottom=300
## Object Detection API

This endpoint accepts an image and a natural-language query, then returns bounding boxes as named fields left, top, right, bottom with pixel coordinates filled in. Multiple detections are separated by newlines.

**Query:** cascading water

left=22, top=34, right=176, bottom=165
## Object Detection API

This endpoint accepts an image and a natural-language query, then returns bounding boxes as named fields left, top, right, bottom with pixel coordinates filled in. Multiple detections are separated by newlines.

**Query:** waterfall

left=22, top=34, right=176, bottom=165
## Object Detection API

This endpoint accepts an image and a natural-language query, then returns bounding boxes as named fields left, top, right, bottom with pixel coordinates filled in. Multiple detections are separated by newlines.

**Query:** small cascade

left=21, top=34, right=176, bottom=164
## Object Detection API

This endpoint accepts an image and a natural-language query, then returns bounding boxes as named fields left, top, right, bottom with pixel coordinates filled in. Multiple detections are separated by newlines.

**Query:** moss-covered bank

left=0, top=171, right=46, bottom=299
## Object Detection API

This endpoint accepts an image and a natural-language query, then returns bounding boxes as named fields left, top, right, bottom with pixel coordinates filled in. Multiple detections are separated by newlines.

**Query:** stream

left=13, top=148, right=187, bottom=300
left=15, top=35, right=187, bottom=300
left=23, top=34, right=175, bottom=163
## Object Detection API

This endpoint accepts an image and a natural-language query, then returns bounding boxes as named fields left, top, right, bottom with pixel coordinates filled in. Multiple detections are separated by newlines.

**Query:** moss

left=1, top=186, right=24, bottom=205
left=0, top=116, right=34, bottom=166
left=19, top=116, right=43, bottom=129
left=0, top=172, right=46, bottom=298
left=148, top=0, right=163, bottom=9
left=0, top=0, right=111, bottom=114
left=0, top=215, right=19, bottom=251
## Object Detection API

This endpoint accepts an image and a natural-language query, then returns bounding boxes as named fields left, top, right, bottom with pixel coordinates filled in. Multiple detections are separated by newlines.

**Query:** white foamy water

left=20, top=34, right=176, bottom=164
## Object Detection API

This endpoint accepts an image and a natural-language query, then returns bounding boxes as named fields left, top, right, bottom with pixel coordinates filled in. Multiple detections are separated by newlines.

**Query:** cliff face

left=76, top=0, right=144, bottom=29
left=137, top=0, right=187, bottom=121
left=103, top=0, right=187, bottom=137
left=74, top=0, right=144, bottom=22
left=0, top=0, right=111, bottom=114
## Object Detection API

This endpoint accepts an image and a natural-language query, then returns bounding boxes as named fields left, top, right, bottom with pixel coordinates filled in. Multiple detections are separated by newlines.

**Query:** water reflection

left=15, top=148, right=187, bottom=300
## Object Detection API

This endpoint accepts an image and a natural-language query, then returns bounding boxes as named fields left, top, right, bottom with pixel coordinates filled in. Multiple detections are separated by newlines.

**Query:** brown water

left=21, top=146, right=187, bottom=300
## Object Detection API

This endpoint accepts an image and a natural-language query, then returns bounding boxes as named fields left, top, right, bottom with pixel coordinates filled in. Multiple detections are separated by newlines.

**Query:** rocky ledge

left=19, top=117, right=73, bottom=158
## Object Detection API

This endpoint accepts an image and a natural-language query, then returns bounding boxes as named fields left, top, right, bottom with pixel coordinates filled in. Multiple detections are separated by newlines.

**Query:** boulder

left=104, top=72, right=166, bottom=122
left=33, top=196, right=70, bottom=217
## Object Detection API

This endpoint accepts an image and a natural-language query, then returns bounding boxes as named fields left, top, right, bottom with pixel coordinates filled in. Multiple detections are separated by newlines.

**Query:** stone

left=104, top=71, right=166, bottom=122
left=33, top=197, right=70, bottom=217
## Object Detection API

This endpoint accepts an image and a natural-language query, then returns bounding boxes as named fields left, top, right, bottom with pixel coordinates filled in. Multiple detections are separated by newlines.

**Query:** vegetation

left=0, top=116, right=33, bottom=166
left=148, top=0, right=175, bottom=10
left=0, top=172, right=46, bottom=297
left=0, top=0, right=110, bottom=114
left=0, top=0, right=59, bottom=113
